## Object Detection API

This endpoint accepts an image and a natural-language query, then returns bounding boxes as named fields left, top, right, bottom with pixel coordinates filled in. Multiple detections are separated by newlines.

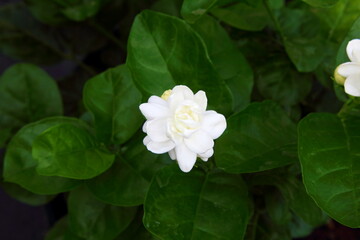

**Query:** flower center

left=171, top=103, right=201, bottom=136
left=161, top=89, right=172, bottom=100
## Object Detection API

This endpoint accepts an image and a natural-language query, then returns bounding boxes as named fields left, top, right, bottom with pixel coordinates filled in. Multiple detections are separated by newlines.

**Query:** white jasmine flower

left=335, top=39, right=360, bottom=96
left=139, top=85, right=227, bottom=172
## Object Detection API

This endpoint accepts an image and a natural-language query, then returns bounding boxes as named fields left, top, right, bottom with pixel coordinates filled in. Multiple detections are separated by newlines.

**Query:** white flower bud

left=139, top=85, right=227, bottom=172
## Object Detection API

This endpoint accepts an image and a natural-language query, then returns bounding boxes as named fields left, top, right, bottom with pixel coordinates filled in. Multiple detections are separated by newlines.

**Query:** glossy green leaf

left=68, top=186, right=137, bottom=240
left=0, top=3, right=62, bottom=64
left=302, top=0, right=339, bottom=7
left=0, top=182, right=54, bottom=206
left=0, top=63, right=63, bottom=145
left=298, top=113, right=360, bottom=227
left=215, top=101, right=298, bottom=173
left=271, top=8, right=327, bottom=72
left=45, top=217, right=84, bottom=240
left=191, top=15, right=253, bottom=112
left=144, top=165, right=252, bottom=240
left=3, top=117, right=81, bottom=195
left=256, top=58, right=312, bottom=106
left=210, top=2, right=268, bottom=31
left=33, top=123, right=115, bottom=179
left=83, top=65, right=142, bottom=144
left=314, top=0, right=360, bottom=43
left=127, top=10, right=232, bottom=115
left=336, top=16, right=360, bottom=65
left=181, top=0, right=218, bottom=23
left=87, top=134, right=171, bottom=206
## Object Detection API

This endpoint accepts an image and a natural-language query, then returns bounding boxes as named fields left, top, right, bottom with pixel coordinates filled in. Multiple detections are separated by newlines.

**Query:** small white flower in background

left=139, top=85, right=227, bottom=172
left=335, top=39, right=360, bottom=96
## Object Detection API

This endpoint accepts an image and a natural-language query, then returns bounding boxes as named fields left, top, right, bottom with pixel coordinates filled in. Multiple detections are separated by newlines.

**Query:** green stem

left=338, top=97, right=360, bottom=117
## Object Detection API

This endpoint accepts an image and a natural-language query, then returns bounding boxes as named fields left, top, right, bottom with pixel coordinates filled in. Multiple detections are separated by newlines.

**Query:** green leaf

left=0, top=63, right=63, bottom=145
left=191, top=15, right=253, bottom=112
left=250, top=170, right=325, bottom=227
left=26, top=0, right=68, bottom=25
left=336, top=16, right=360, bottom=65
left=33, top=123, right=115, bottom=179
left=126, top=10, right=232, bottom=115
left=265, top=190, right=292, bottom=226
left=68, top=186, right=137, bottom=240
left=302, top=0, right=339, bottom=7
left=0, top=3, right=62, bottom=64
left=210, top=2, right=268, bottom=31
left=87, top=134, right=171, bottom=206
left=45, top=217, right=84, bottom=240
left=59, top=0, right=105, bottom=21
left=256, top=58, right=312, bottom=106
left=181, top=0, right=218, bottom=23
left=280, top=178, right=325, bottom=226
left=144, top=165, right=252, bottom=240
left=298, top=113, right=360, bottom=227
left=27, top=0, right=107, bottom=23
left=0, top=182, right=54, bottom=206
left=314, top=0, right=360, bottom=43
left=215, top=101, right=298, bottom=173
left=83, top=65, right=142, bottom=145
left=3, top=117, right=81, bottom=195
left=115, top=211, right=155, bottom=240
left=271, top=8, right=327, bottom=72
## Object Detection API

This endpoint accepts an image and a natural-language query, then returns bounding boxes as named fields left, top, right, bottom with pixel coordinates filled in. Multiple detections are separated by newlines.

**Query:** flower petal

left=337, top=62, right=360, bottom=77
left=169, top=85, right=194, bottom=110
left=172, top=85, right=194, bottom=98
left=168, top=149, right=176, bottom=160
left=139, top=102, right=169, bottom=120
left=347, top=39, right=360, bottom=62
left=146, top=119, right=169, bottom=142
left=184, top=130, right=214, bottom=154
left=142, top=121, right=148, bottom=133
left=344, top=74, right=360, bottom=97
left=194, top=90, right=207, bottom=112
left=175, top=143, right=197, bottom=173
left=198, top=148, right=214, bottom=162
left=202, top=110, right=227, bottom=139
left=148, top=96, right=168, bottom=106
left=147, top=140, right=175, bottom=154
left=143, top=136, right=151, bottom=145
